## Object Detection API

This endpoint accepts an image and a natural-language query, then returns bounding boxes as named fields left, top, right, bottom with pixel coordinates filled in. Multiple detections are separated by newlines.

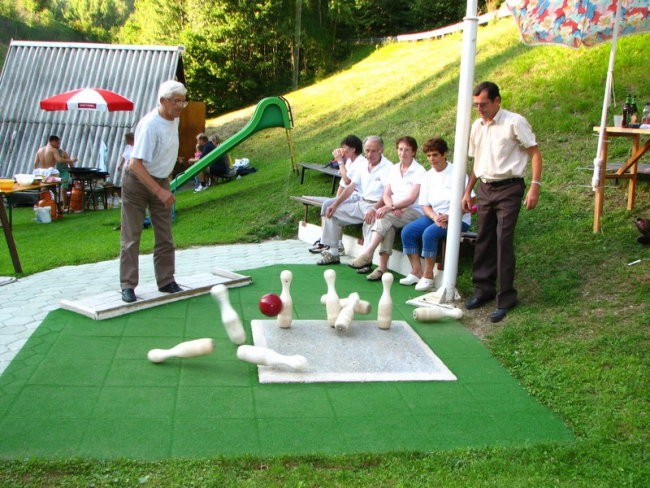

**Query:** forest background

left=0, top=0, right=492, bottom=115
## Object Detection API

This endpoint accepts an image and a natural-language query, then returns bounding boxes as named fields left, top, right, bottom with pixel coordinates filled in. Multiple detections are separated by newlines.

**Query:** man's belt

left=362, top=198, right=378, bottom=203
left=480, top=177, right=523, bottom=187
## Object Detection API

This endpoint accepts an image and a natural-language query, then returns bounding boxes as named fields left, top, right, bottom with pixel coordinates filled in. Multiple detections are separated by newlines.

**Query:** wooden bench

left=298, top=162, right=341, bottom=195
left=291, top=195, right=329, bottom=223
left=291, top=194, right=477, bottom=270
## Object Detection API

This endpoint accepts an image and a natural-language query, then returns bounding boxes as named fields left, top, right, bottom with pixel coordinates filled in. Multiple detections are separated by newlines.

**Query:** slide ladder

left=170, top=96, right=296, bottom=192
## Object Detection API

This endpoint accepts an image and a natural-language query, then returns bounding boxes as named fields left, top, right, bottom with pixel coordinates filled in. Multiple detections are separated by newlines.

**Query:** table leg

left=627, top=136, right=640, bottom=211
left=300, top=167, right=306, bottom=184
left=0, top=196, right=22, bottom=273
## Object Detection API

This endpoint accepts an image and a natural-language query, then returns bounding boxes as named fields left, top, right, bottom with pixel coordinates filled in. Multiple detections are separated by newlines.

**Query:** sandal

left=366, top=268, right=384, bottom=281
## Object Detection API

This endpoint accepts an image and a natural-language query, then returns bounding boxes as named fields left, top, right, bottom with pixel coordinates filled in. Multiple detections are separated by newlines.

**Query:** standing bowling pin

left=147, top=338, right=215, bottom=363
left=335, top=292, right=359, bottom=333
left=277, top=270, right=293, bottom=328
left=413, top=306, right=463, bottom=322
left=377, top=272, right=393, bottom=329
left=323, top=269, right=341, bottom=327
left=210, top=284, right=246, bottom=344
left=236, top=345, right=308, bottom=371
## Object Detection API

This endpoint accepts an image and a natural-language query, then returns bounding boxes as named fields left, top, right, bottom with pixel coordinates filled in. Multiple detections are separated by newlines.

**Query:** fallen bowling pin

left=236, top=345, right=308, bottom=371
left=413, top=306, right=463, bottom=322
left=323, top=269, right=341, bottom=327
left=147, top=338, right=215, bottom=364
left=335, top=292, right=359, bottom=333
left=319, top=295, right=372, bottom=314
left=277, top=270, right=293, bottom=328
left=377, top=272, right=393, bottom=330
left=210, top=284, right=246, bottom=344
left=340, top=296, right=372, bottom=315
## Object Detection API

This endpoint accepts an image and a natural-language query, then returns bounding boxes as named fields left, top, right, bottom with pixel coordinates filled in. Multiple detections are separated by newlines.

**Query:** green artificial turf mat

left=0, top=264, right=573, bottom=459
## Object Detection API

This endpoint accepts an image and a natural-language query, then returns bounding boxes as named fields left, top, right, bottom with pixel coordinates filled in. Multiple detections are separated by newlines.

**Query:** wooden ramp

left=60, top=268, right=251, bottom=320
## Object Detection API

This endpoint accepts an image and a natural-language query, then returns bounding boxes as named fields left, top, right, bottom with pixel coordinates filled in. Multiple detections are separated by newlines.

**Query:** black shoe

left=158, top=281, right=182, bottom=293
left=490, top=308, right=508, bottom=323
left=465, top=295, right=494, bottom=310
left=121, top=288, right=136, bottom=303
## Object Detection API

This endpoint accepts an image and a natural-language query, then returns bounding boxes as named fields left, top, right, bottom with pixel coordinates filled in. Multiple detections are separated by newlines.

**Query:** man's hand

left=461, top=193, right=473, bottom=213
left=158, top=188, right=176, bottom=208
left=524, top=184, right=540, bottom=210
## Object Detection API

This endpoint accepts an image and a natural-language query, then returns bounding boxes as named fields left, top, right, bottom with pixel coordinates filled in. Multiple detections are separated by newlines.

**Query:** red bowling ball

left=259, top=293, right=283, bottom=317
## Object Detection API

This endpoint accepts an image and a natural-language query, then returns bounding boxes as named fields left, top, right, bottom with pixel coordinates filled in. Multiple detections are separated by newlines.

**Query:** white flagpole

left=438, top=0, right=479, bottom=302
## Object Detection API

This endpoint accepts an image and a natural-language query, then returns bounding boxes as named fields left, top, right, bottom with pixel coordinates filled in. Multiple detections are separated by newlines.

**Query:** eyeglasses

left=473, top=102, right=490, bottom=109
left=166, top=98, right=189, bottom=108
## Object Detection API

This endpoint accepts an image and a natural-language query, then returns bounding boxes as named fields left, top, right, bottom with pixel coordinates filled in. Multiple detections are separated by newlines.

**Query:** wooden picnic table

left=298, top=162, right=341, bottom=195
left=1, top=181, right=61, bottom=273
left=593, top=126, right=650, bottom=233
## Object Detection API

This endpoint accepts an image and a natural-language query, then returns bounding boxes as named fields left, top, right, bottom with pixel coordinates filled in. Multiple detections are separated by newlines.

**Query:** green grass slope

left=1, top=17, right=648, bottom=487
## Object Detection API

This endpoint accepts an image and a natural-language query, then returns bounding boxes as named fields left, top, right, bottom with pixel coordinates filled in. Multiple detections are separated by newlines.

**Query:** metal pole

left=439, top=0, right=479, bottom=302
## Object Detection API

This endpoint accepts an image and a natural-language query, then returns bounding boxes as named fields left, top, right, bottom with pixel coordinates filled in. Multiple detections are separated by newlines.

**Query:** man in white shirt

left=119, top=80, right=187, bottom=303
left=316, top=136, right=392, bottom=265
left=461, top=81, right=543, bottom=322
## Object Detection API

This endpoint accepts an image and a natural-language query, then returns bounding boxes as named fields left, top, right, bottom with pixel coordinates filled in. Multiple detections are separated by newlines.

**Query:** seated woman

left=399, top=137, right=472, bottom=291
left=348, top=136, right=426, bottom=281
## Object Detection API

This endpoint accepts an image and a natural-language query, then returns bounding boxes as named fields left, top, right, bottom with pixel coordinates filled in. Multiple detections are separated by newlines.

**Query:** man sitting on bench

left=315, top=136, right=393, bottom=265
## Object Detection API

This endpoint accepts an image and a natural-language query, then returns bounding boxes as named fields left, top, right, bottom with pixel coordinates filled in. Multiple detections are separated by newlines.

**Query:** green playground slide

left=170, top=96, right=294, bottom=192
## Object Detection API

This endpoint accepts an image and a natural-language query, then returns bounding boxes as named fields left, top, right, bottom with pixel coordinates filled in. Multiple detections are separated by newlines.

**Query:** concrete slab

left=60, top=268, right=251, bottom=320
left=251, top=319, right=457, bottom=383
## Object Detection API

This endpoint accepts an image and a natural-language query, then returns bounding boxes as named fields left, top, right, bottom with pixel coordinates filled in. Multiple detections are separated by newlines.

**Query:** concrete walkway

left=0, top=239, right=316, bottom=375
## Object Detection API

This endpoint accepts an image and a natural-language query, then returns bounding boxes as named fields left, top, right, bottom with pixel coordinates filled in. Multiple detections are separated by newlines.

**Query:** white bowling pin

left=210, top=284, right=246, bottom=344
left=320, top=295, right=372, bottom=315
left=335, top=292, right=359, bottom=333
left=413, top=306, right=463, bottom=322
left=377, top=272, right=393, bottom=329
left=236, top=345, right=308, bottom=371
left=147, top=338, right=215, bottom=363
left=339, top=297, right=372, bottom=315
left=277, top=270, right=293, bottom=328
left=323, top=269, right=341, bottom=327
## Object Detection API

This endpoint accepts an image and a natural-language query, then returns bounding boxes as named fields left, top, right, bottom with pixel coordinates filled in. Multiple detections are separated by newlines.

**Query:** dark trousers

left=472, top=179, right=524, bottom=309
left=119, top=170, right=175, bottom=290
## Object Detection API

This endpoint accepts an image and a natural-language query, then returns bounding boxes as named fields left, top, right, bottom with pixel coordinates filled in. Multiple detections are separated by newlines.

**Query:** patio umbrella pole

left=592, top=0, right=623, bottom=233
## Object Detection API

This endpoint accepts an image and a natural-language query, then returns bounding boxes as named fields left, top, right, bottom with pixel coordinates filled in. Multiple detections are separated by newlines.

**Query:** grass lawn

left=0, top=16, right=648, bottom=487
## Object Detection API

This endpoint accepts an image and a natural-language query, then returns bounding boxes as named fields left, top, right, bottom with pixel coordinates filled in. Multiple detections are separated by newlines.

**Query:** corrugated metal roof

left=0, top=40, right=185, bottom=185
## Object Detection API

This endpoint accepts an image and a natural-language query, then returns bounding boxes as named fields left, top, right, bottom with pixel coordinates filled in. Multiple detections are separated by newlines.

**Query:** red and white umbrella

left=39, top=88, right=134, bottom=112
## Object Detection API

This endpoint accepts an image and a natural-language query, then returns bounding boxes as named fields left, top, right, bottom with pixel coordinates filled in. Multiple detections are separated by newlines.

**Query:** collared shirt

left=350, top=155, right=393, bottom=202
left=339, top=154, right=368, bottom=190
left=419, top=162, right=471, bottom=225
left=468, top=108, right=537, bottom=181
left=383, top=159, right=426, bottom=213
left=130, top=109, right=180, bottom=178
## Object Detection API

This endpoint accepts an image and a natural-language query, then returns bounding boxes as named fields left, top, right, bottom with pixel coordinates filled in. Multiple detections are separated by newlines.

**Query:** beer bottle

left=630, top=94, right=639, bottom=125
left=622, top=94, right=631, bottom=128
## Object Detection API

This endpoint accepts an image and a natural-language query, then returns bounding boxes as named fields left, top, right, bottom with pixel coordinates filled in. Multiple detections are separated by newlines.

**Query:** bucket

left=34, top=206, right=52, bottom=223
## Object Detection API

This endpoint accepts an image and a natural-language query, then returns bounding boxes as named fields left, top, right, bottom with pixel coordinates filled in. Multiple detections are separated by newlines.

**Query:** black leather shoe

left=489, top=308, right=508, bottom=323
left=158, top=281, right=182, bottom=293
left=465, top=295, right=493, bottom=310
left=121, top=288, right=136, bottom=303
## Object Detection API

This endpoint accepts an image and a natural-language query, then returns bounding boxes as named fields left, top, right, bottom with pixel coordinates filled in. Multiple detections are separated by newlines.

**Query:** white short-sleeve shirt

left=350, top=155, right=393, bottom=202
left=130, top=109, right=180, bottom=178
left=383, top=159, right=426, bottom=213
left=419, top=163, right=471, bottom=226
